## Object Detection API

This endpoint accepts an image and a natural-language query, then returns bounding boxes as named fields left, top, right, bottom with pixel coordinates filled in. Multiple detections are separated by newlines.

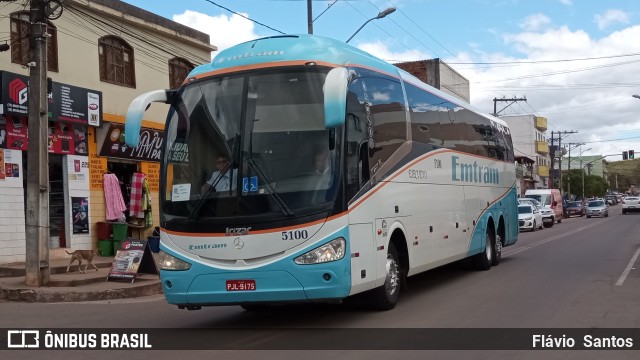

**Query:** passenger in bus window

left=313, top=147, right=330, bottom=175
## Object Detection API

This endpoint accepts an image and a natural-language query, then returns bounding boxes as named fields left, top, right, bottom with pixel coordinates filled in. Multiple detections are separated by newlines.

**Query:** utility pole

left=25, top=0, right=50, bottom=286
left=566, top=142, right=583, bottom=199
left=554, top=131, right=578, bottom=194
left=307, top=0, right=313, bottom=34
left=492, top=96, right=527, bottom=116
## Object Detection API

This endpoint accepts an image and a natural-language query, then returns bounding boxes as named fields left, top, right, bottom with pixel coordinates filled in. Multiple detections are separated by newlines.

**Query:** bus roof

left=189, top=34, right=509, bottom=129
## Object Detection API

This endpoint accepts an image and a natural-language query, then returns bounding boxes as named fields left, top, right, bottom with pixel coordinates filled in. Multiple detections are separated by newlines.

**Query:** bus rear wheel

left=367, top=243, right=401, bottom=310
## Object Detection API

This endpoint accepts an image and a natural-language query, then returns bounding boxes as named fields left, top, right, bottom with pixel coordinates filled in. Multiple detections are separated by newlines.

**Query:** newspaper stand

left=107, top=238, right=158, bottom=283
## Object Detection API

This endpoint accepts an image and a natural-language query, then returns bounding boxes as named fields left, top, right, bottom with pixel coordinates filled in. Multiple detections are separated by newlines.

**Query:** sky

left=122, top=0, right=640, bottom=161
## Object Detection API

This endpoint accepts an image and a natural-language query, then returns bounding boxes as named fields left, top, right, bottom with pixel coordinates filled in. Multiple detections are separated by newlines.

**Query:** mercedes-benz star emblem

left=234, top=237, right=244, bottom=249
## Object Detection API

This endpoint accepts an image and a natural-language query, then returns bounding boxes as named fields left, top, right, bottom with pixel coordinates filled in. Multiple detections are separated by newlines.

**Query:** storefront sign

left=99, top=123, right=164, bottom=162
left=71, top=197, right=89, bottom=234
left=67, top=155, right=90, bottom=190
left=140, top=162, right=160, bottom=192
left=0, top=70, right=102, bottom=127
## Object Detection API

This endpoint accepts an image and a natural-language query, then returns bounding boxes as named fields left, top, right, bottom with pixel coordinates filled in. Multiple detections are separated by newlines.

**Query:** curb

left=0, top=281, right=162, bottom=303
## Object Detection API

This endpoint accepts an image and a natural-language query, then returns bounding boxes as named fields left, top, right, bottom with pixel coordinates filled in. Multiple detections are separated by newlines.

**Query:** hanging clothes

left=103, top=173, right=127, bottom=221
left=129, top=172, right=146, bottom=218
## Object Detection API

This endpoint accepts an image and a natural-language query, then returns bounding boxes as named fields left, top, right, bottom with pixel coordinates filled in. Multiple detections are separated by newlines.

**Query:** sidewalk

left=0, top=255, right=162, bottom=303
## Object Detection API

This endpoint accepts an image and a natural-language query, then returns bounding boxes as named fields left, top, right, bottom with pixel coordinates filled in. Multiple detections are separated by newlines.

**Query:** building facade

left=0, top=0, right=215, bottom=264
left=394, top=59, right=471, bottom=103
left=501, top=115, right=550, bottom=191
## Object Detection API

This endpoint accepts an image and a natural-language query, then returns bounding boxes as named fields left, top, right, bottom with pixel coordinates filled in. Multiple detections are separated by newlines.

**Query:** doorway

left=107, top=160, right=138, bottom=222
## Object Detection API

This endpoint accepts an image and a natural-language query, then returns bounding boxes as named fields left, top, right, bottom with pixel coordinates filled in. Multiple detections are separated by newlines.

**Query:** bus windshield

left=161, top=67, right=341, bottom=221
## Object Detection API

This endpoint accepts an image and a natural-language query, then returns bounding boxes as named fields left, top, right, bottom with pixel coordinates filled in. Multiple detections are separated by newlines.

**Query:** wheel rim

left=385, top=254, right=400, bottom=296
left=495, top=235, right=502, bottom=256
left=485, top=233, right=492, bottom=262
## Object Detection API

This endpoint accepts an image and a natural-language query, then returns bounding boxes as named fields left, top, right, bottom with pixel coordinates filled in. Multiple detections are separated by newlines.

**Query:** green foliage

left=561, top=169, right=607, bottom=198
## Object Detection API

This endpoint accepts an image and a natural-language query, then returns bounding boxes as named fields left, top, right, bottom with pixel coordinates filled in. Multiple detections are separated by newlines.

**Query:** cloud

left=520, top=14, right=552, bottom=31
left=172, top=10, right=262, bottom=53
left=594, top=9, right=629, bottom=30
left=558, top=0, right=572, bottom=5
left=356, top=40, right=432, bottom=62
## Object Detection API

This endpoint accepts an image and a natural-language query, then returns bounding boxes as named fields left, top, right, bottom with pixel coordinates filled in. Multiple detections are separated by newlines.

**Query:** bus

left=125, top=34, right=518, bottom=310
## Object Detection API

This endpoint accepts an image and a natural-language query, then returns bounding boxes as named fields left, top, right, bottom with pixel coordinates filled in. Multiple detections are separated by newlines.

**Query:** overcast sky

left=123, top=0, right=640, bottom=160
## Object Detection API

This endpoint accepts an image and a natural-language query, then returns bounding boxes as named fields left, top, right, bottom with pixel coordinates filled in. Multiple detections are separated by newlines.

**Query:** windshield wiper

left=245, top=155, right=294, bottom=217
left=187, top=162, right=233, bottom=222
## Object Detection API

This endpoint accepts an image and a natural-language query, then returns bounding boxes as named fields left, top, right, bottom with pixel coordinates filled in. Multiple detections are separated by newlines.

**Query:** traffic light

left=623, top=151, right=628, bottom=160
left=630, top=150, right=635, bottom=159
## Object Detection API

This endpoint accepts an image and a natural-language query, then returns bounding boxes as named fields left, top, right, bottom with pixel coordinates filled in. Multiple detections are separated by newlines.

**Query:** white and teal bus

left=125, top=35, right=518, bottom=310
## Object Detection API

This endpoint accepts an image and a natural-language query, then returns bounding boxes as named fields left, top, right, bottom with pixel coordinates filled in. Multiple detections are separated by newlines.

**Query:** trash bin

left=148, top=236, right=160, bottom=253
left=97, top=222, right=111, bottom=240
left=98, top=240, right=113, bottom=256
left=113, top=239, right=123, bottom=254
left=111, top=223, right=128, bottom=241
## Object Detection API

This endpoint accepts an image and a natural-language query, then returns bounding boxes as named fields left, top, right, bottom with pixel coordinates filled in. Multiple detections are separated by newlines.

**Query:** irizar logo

left=8, top=78, right=28, bottom=105
left=451, top=156, right=499, bottom=184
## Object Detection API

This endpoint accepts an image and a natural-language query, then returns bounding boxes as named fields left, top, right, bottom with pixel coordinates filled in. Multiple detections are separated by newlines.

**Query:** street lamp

left=346, top=7, right=396, bottom=43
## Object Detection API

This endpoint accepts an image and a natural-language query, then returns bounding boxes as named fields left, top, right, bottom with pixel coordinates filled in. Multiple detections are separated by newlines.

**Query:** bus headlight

left=157, top=250, right=192, bottom=271
left=294, top=238, right=345, bottom=265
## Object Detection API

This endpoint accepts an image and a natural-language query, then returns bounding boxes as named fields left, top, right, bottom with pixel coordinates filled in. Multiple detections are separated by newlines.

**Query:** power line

left=201, top=0, right=285, bottom=35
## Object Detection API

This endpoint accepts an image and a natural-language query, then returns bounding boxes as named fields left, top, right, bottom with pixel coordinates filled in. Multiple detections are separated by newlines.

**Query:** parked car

left=518, top=204, right=543, bottom=231
left=566, top=201, right=585, bottom=217
left=519, top=197, right=556, bottom=227
left=524, top=189, right=563, bottom=224
left=586, top=200, right=608, bottom=218
left=622, top=196, right=640, bottom=214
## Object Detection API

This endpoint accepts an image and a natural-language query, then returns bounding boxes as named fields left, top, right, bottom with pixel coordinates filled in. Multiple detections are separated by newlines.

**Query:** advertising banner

left=0, top=71, right=102, bottom=127
left=99, top=123, right=164, bottom=162
left=71, top=197, right=89, bottom=234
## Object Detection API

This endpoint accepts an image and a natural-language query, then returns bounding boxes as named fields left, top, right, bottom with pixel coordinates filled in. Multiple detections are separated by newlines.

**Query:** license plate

left=226, top=280, right=256, bottom=291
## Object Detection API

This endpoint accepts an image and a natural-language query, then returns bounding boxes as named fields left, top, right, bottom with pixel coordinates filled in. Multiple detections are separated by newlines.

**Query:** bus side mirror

left=323, top=67, right=349, bottom=129
left=125, top=89, right=174, bottom=147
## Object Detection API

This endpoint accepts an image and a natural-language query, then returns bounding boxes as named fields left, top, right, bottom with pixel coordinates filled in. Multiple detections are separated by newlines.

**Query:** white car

left=519, top=197, right=555, bottom=227
left=622, top=196, right=640, bottom=214
left=518, top=204, right=543, bottom=231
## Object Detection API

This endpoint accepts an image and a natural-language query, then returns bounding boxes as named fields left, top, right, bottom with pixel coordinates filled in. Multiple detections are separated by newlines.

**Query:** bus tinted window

left=348, top=69, right=406, bottom=176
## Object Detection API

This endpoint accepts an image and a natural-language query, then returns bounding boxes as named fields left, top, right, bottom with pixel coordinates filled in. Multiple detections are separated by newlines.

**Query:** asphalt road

left=2, top=206, right=640, bottom=359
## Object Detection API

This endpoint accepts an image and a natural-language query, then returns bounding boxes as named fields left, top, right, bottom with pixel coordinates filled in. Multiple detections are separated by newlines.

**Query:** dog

left=65, top=249, right=100, bottom=274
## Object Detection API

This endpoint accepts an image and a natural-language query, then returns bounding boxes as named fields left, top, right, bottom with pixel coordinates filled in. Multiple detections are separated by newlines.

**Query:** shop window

left=98, top=36, right=136, bottom=87
left=169, top=57, right=194, bottom=89
left=10, top=11, right=58, bottom=72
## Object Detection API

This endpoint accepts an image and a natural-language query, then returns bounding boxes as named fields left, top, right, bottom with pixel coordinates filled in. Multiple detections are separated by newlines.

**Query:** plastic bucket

left=113, top=239, right=122, bottom=254
left=97, top=222, right=111, bottom=240
left=112, top=223, right=128, bottom=241
left=98, top=240, right=113, bottom=256
left=148, top=236, right=160, bottom=253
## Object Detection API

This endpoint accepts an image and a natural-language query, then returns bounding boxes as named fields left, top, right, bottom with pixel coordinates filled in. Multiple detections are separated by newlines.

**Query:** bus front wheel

left=368, top=243, right=401, bottom=310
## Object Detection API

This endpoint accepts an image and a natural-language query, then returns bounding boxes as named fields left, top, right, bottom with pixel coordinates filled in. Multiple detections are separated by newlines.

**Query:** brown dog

left=65, top=249, right=100, bottom=274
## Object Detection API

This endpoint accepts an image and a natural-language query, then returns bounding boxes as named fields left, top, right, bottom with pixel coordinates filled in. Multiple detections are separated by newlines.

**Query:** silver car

left=586, top=200, right=608, bottom=218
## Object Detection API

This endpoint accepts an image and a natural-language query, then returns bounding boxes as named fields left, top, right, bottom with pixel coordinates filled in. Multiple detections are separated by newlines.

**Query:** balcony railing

left=534, top=116, right=547, bottom=131
left=536, top=141, right=549, bottom=154
left=537, top=165, right=550, bottom=177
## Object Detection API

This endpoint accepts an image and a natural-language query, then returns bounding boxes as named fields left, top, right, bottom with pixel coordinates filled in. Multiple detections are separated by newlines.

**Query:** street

left=2, top=208, right=640, bottom=359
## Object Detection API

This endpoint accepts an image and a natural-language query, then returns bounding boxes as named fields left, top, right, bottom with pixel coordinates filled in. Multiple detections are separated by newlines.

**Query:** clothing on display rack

left=103, top=173, right=127, bottom=221
left=129, top=172, right=152, bottom=228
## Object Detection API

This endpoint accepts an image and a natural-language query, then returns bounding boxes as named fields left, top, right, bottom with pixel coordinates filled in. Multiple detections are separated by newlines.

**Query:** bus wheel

left=474, top=227, right=494, bottom=271
left=491, top=234, right=502, bottom=266
left=368, top=243, right=401, bottom=310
